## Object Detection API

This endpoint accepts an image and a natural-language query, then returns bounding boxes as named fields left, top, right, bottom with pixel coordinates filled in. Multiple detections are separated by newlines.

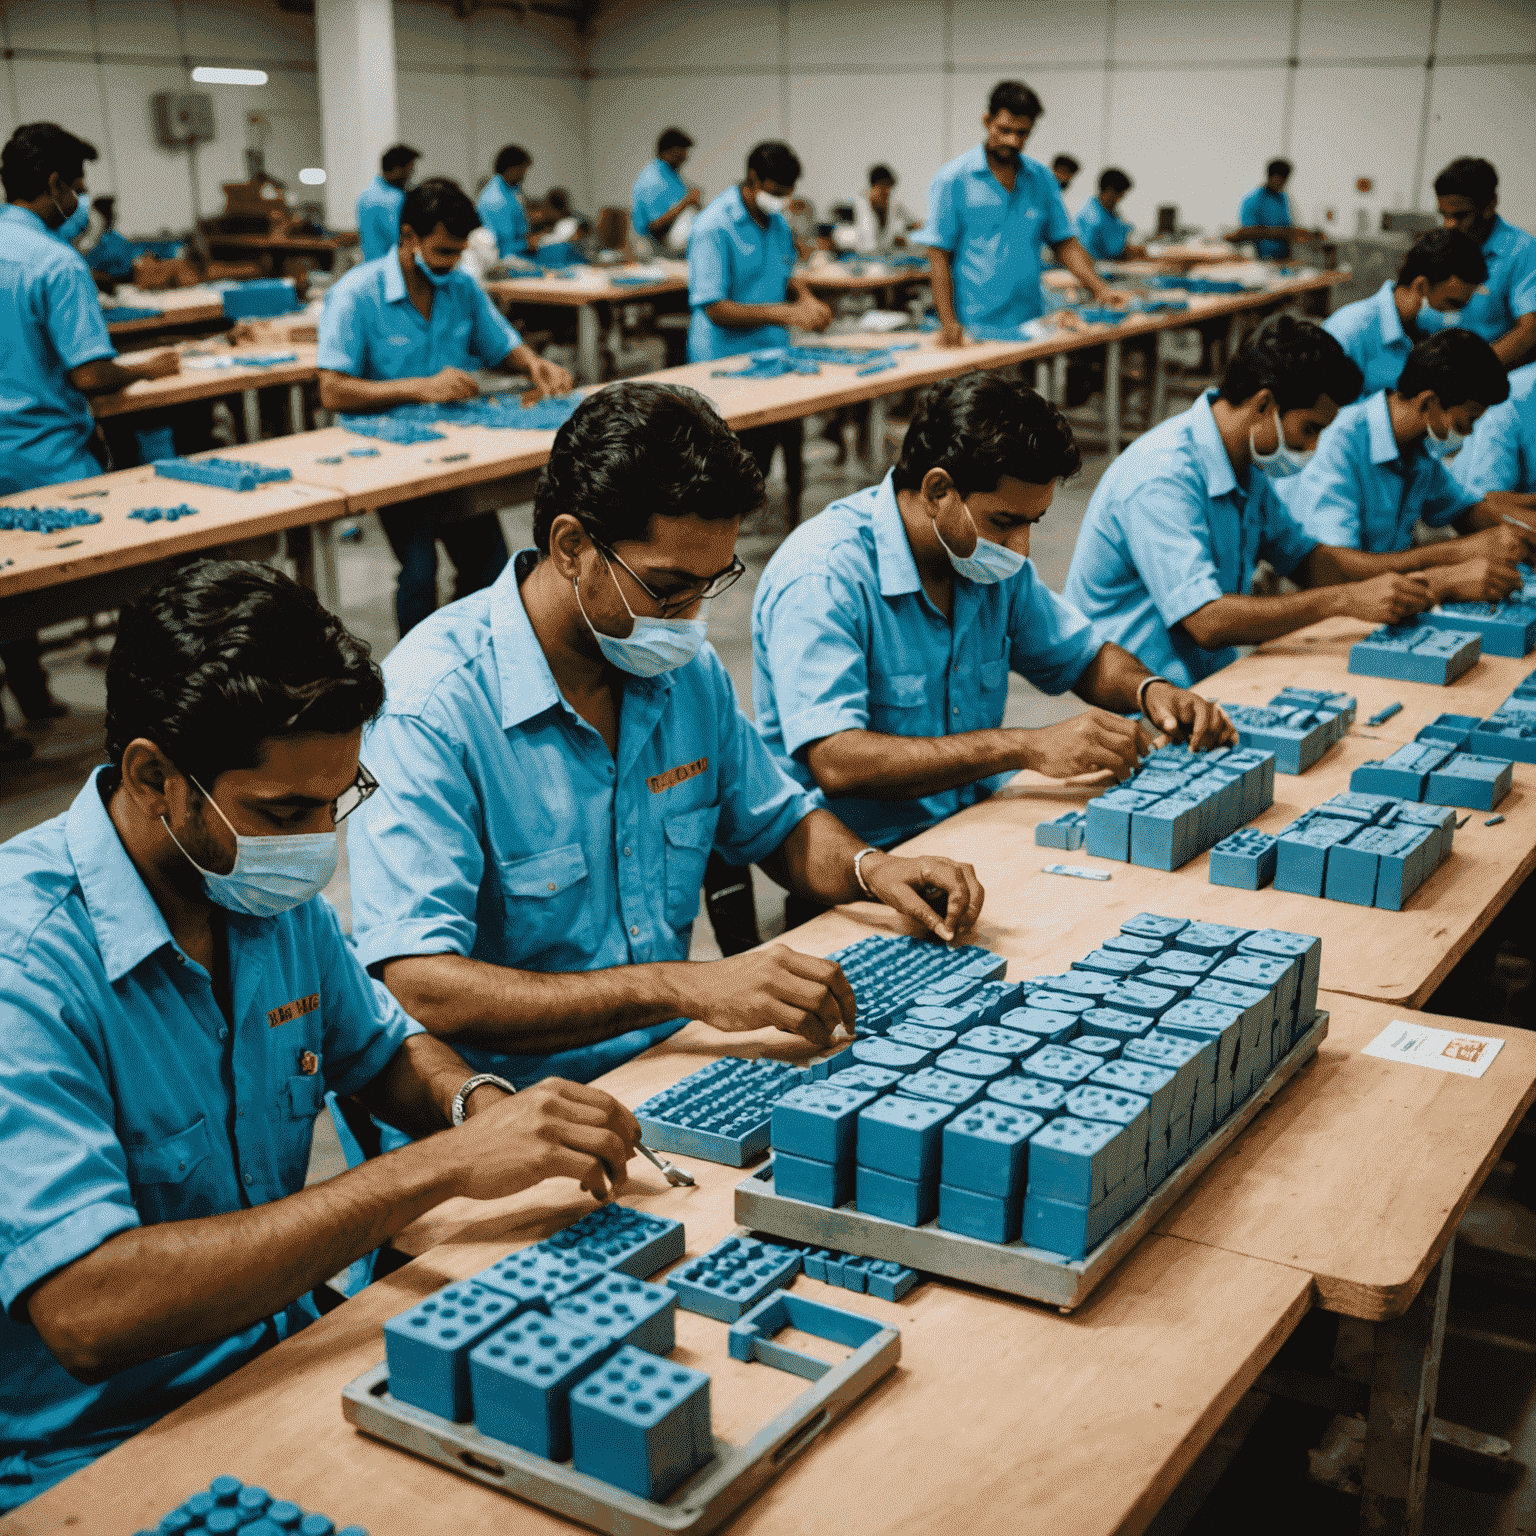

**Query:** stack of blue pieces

left=1352, top=741, right=1512, bottom=811
left=153, top=457, right=292, bottom=492
left=802, top=1247, right=919, bottom=1300
left=1147, top=275, right=1244, bottom=294
left=823, top=932, right=1009, bottom=1034
left=1218, top=688, right=1355, bottom=773
left=0, top=505, right=104, bottom=532
left=1348, top=622, right=1481, bottom=683
left=1035, top=809, right=1087, bottom=849
left=1421, top=665, right=1536, bottom=764
left=139, top=1476, right=364, bottom=1535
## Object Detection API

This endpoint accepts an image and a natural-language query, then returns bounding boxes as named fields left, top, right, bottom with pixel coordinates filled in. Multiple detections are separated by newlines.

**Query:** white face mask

left=1425, top=417, right=1468, bottom=459
left=1250, top=410, right=1313, bottom=479
left=932, top=502, right=1027, bottom=585
left=574, top=562, right=707, bottom=678
left=754, top=190, right=788, bottom=216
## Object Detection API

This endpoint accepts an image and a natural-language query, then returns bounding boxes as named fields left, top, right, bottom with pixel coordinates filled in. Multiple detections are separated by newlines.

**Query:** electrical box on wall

left=152, top=93, right=215, bottom=147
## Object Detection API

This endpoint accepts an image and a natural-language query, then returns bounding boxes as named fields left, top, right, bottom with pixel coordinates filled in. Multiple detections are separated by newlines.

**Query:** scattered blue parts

left=635, top=1056, right=808, bottom=1165
left=1420, top=600, right=1536, bottom=658
left=1218, top=688, right=1355, bottom=773
left=0, top=505, right=103, bottom=532
left=1035, top=809, right=1087, bottom=849
left=339, top=413, right=446, bottom=444
left=1366, top=702, right=1403, bottom=728
left=384, top=1280, right=517, bottom=1420
left=539, top=1202, right=684, bottom=1280
left=128, top=503, right=198, bottom=523
left=664, top=1234, right=801, bottom=1321
left=379, top=394, right=583, bottom=432
left=1348, top=622, right=1481, bottom=684
left=710, top=342, right=917, bottom=378
left=138, top=1479, right=365, bottom=1536
left=222, top=278, right=299, bottom=319
left=153, top=456, right=292, bottom=492
left=470, top=1312, right=612, bottom=1460
left=101, top=303, right=165, bottom=323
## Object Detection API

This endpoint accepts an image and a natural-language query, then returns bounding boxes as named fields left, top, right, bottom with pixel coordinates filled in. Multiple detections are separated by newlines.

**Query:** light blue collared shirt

left=316, top=249, right=520, bottom=381
left=751, top=473, right=1104, bottom=850
left=632, top=159, right=689, bottom=241
left=1456, top=361, right=1536, bottom=497
left=0, top=768, right=420, bottom=1511
left=477, top=174, right=529, bottom=259
left=1275, top=390, right=1477, bottom=551
left=1239, top=186, right=1292, bottom=261
left=1064, top=391, right=1318, bottom=687
left=686, top=187, right=799, bottom=363
left=917, top=145, right=1073, bottom=335
left=1324, top=280, right=1414, bottom=394
left=1075, top=196, right=1132, bottom=261
left=347, top=550, right=821, bottom=1087
left=0, top=203, right=115, bottom=495
left=1457, top=215, right=1536, bottom=347
left=356, top=176, right=405, bottom=264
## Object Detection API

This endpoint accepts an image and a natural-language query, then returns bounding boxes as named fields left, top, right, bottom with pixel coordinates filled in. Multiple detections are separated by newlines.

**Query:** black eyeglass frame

left=333, top=762, right=378, bottom=823
left=592, top=539, right=746, bottom=620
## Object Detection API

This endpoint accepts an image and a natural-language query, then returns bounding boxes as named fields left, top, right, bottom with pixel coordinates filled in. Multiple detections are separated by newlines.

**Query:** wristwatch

left=451, top=1072, right=518, bottom=1127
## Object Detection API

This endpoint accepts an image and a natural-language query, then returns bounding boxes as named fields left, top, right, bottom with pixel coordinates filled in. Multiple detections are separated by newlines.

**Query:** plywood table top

left=104, top=285, right=229, bottom=334
left=798, top=259, right=931, bottom=291
left=92, top=344, right=320, bottom=418
left=487, top=260, right=689, bottom=307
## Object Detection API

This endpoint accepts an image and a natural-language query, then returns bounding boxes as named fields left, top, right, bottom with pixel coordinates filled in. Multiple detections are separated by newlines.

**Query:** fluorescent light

left=192, top=66, right=268, bottom=86
left=298, top=168, right=326, bottom=186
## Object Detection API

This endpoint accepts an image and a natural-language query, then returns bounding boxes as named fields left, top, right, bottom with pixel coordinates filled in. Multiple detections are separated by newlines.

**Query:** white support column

left=314, top=0, right=398, bottom=235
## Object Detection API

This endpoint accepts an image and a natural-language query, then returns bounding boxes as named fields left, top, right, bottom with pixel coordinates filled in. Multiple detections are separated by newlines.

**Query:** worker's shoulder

left=0, top=814, right=88, bottom=967
left=1509, top=361, right=1536, bottom=407
left=0, top=215, right=91, bottom=283
left=1098, top=410, right=1208, bottom=497
left=377, top=588, right=499, bottom=722
left=325, top=255, right=390, bottom=307
left=758, top=490, right=880, bottom=595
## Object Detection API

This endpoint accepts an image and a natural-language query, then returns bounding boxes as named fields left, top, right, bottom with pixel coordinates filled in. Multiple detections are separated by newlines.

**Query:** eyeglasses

left=334, top=762, right=378, bottom=823
left=596, top=541, right=746, bottom=620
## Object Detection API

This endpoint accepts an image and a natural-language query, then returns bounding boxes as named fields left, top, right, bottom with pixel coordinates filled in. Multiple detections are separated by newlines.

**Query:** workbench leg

left=287, top=384, right=305, bottom=436
left=1359, top=1238, right=1453, bottom=1536
left=1034, top=360, right=1051, bottom=398
left=575, top=305, right=601, bottom=386
left=1104, top=339, right=1122, bottom=458
left=242, top=388, right=261, bottom=445
left=1150, top=335, right=1169, bottom=429
left=313, top=520, right=342, bottom=613
left=866, top=393, right=889, bottom=474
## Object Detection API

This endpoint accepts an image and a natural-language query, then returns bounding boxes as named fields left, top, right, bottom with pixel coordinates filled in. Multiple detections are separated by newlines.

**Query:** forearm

left=1054, top=238, right=1111, bottom=299
left=1306, top=541, right=1473, bottom=583
left=351, top=1032, right=479, bottom=1138
left=926, top=248, right=958, bottom=328
left=805, top=726, right=1024, bottom=802
left=1180, top=588, right=1351, bottom=650
left=1493, top=317, right=1536, bottom=369
left=1071, top=642, right=1155, bottom=713
left=758, top=808, right=870, bottom=906
left=705, top=298, right=799, bottom=331
left=317, top=370, right=429, bottom=412
left=71, top=358, right=153, bottom=395
left=498, top=344, right=545, bottom=378
left=1460, top=492, right=1536, bottom=532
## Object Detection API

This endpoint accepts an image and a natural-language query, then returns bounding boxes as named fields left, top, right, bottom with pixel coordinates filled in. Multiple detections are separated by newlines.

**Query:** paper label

left=1361, top=1020, right=1505, bottom=1079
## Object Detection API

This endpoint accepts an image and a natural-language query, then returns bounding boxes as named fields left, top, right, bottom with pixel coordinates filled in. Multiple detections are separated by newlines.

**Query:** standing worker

left=356, top=143, right=419, bottom=264
left=632, top=127, right=700, bottom=250
left=1238, top=159, right=1297, bottom=261
left=1434, top=157, right=1536, bottom=367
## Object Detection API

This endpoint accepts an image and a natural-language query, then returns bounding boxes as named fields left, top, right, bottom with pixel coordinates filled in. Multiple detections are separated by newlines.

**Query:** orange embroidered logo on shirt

left=268, top=993, right=320, bottom=1029
left=648, top=757, right=707, bottom=794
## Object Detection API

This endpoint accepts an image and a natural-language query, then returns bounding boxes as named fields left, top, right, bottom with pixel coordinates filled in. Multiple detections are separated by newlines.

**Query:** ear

left=119, top=738, right=191, bottom=821
left=1408, top=275, right=1430, bottom=300
left=1411, top=389, right=1440, bottom=418
left=920, top=466, right=958, bottom=506
left=546, top=512, right=590, bottom=581
left=1248, top=387, right=1274, bottom=418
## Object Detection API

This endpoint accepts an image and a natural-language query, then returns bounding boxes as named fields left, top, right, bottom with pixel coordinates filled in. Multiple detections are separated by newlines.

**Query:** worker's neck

left=11, top=194, right=60, bottom=226
left=1386, top=391, right=1429, bottom=448
left=519, top=555, right=620, bottom=704
left=106, top=781, right=223, bottom=960
left=895, top=487, right=958, bottom=610
left=1392, top=286, right=1423, bottom=330
left=1209, top=397, right=1256, bottom=478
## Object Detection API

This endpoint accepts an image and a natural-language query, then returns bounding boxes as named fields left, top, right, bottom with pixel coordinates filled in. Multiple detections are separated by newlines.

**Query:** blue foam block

left=770, top=1083, right=878, bottom=1164
left=1209, top=828, right=1278, bottom=889
left=941, top=1101, right=1042, bottom=1199
left=384, top=1280, right=518, bottom=1421
left=551, top=1272, right=678, bottom=1357
left=895, top=1067, right=988, bottom=1107
left=538, top=1203, right=685, bottom=1281
left=1023, top=1190, right=1116, bottom=1259
left=856, top=1092, right=954, bottom=1180
left=1027, top=1115, right=1122, bottom=1204
left=470, top=1311, right=613, bottom=1459
left=665, top=1235, right=801, bottom=1321
left=771, top=1149, right=853, bottom=1207
left=855, top=1163, right=938, bottom=1225
left=938, top=1182, right=1020, bottom=1243
left=1425, top=752, right=1512, bottom=811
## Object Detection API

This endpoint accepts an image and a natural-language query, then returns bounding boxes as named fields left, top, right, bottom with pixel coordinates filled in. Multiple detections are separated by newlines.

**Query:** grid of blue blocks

left=802, top=1247, right=920, bottom=1300
left=664, top=1234, right=802, bottom=1321
left=1218, top=688, right=1355, bottom=774
left=1347, top=622, right=1481, bottom=684
left=152, top=456, right=292, bottom=492
left=1420, top=600, right=1536, bottom=658
left=140, top=1476, right=365, bottom=1536
left=768, top=918, right=1320, bottom=1263
left=1426, top=665, right=1536, bottom=765
left=1084, top=742, right=1276, bottom=871
left=1351, top=742, right=1512, bottom=811
left=634, top=1056, right=811, bottom=1165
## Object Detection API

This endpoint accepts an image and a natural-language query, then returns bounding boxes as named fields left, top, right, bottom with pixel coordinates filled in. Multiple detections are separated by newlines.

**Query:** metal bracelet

left=1136, top=674, right=1173, bottom=718
left=451, top=1072, right=518, bottom=1127
left=852, top=845, right=881, bottom=897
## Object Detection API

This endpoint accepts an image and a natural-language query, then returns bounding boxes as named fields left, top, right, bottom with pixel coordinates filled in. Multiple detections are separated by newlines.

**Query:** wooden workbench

left=104, top=285, right=229, bottom=336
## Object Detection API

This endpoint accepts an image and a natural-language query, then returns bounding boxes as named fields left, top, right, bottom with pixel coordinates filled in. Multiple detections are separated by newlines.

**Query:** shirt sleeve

left=1507, top=245, right=1536, bottom=321
left=1275, top=433, right=1363, bottom=548
left=1414, top=453, right=1480, bottom=528
left=1042, top=176, right=1074, bottom=247
left=316, top=282, right=367, bottom=375
left=466, top=282, right=520, bottom=368
left=1115, top=471, right=1231, bottom=627
left=45, top=261, right=115, bottom=370
left=1239, top=190, right=1262, bottom=226
left=1454, top=401, right=1521, bottom=498
left=1256, top=478, right=1320, bottom=577
left=477, top=189, right=512, bottom=257
left=1007, top=568, right=1105, bottom=694
left=916, top=168, right=959, bottom=253
left=688, top=218, right=733, bottom=308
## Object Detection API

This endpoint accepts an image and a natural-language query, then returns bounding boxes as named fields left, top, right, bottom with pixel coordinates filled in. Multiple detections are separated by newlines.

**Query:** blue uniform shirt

left=632, top=159, right=689, bottom=241
left=1275, top=390, right=1477, bottom=551
left=752, top=473, right=1104, bottom=850
left=1239, top=186, right=1292, bottom=261
left=347, top=550, right=821, bottom=1087
left=686, top=188, right=799, bottom=363
left=917, top=145, right=1073, bottom=336
left=1064, top=392, right=1318, bottom=687
left=1075, top=197, right=1132, bottom=261
left=1456, top=361, right=1536, bottom=497
left=1456, top=215, right=1536, bottom=348
left=356, top=176, right=406, bottom=264
left=1324, top=280, right=1413, bottom=394
left=85, top=229, right=134, bottom=282
left=477, top=175, right=529, bottom=259
left=0, top=769, right=420, bottom=1510
left=0, top=204, right=115, bottom=495
left=317, top=250, right=520, bottom=381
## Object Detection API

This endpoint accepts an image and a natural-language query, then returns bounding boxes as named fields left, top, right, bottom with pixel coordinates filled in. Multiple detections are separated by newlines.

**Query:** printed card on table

left=1361, top=1020, right=1505, bottom=1079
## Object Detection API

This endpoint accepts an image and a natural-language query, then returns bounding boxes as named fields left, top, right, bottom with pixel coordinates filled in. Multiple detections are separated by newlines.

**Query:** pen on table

left=637, top=1141, right=695, bottom=1187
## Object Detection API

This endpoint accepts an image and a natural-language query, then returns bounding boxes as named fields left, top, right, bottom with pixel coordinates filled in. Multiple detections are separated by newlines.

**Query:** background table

left=104, top=285, right=229, bottom=337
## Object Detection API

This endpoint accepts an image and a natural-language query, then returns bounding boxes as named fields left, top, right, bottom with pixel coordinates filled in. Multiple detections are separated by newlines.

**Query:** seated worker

left=1063, top=315, right=1521, bottom=688
left=0, top=560, right=639, bottom=1512
left=1434, top=157, right=1536, bottom=367
left=632, top=126, right=700, bottom=250
left=80, top=195, right=133, bottom=286
left=1075, top=168, right=1148, bottom=263
left=1278, top=328, right=1536, bottom=554
left=918, top=81, right=1129, bottom=348
left=1457, top=362, right=1536, bottom=499
left=1239, top=159, right=1296, bottom=260
left=1051, top=154, right=1079, bottom=196
left=346, top=383, right=984, bottom=1088
left=317, top=178, right=572, bottom=638
left=688, top=139, right=833, bottom=528
left=356, top=141, right=419, bottom=263
left=1323, top=228, right=1488, bottom=393
left=847, top=164, right=915, bottom=256
left=752, top=372, right=1234, bottom=866
left=477, top=144, right=536, bottom=259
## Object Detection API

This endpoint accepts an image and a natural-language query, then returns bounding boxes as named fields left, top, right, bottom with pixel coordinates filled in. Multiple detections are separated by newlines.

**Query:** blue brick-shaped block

left=934, top=1047, right=1013, bottom=1081
left=1019, top=986, right=1096, bottom=1017
left=985, top=1074, right=1069, bottom=1115
left=1027, top=969, right=1119, bottom=998
left=1422, top=601, right=1536, bottom=658
left=771, top=1149, right=853, bottom=1207
left=866, top=1260, right=920, bottom=1301
left=1373, top=742, right=1455, bottom=799
left=1159, top=1000, right=1243, bottom=1120
left=222, top=278, right=300, bottom=319
left=666, top=1235, right=801, bottom=1321
left=941, top=1102, right=1042, bottom=1199
left=551, top=1273, right=678, bottom=1358
left=1319, top=791, right=1396, bottom=824
left=538, top=1204, right=685, bottom=1281
left=1104, top=932, right=1167, bottom=958
left=1136, top=967, right=1197, bottom=1000
left=1078, top=1006, right=1155, bottom=1043
left=472, top=1248, right=608, bottom=1311
left=1023, top=1191, right=1116, bottom=1259
left=1019, top=1043, right=1100, bottom=1087
left=771, top=1084, right=877, bottom=1164
left=1064, top=1085, right=1149, bottom=1176
left=1102, top=980, right=1179, bottom=1021
left=887, top=1022, right=958, bottom=1052
left=1274, top=816, right=1358, bottom=896
left=1425, top=752, right=1512, bottom=811
left=958, top=1024, right=1039, bottom=1059
left=1073, top=1034, right=1122, bottom=1061
left=856, top=1093, right=954, bottom=1180
left=384, top=1281, right=517, bottom=1421
left=569, top=1347, right=712, bottom=1500
left=1392, top=800, right=1457, bottom=864
left=1173, top=922, right=1251, bottom=960
left=1209, top=829, right=1278, bottom=889
left=995, top=1005, right=1075, bottom=1045
left=1469, top=713, right=1536, bottom=764
left=826, top=1064, right=904, bottom=1095
left=1073, top=948, right=1148, bottom=979
left=838, top=1254, right=872, bottom=1291
left=1027, top=1115, right=1123, bottom=1205
left=856, top=1164, right=937, bottom=1225
left=850, top=1038, right=931, bottom=1074
left=938, top=1182, right=1020, bottom=1244
left=896, top=1066, right=987, bottom=1107
left=1086, top=788, right=1157, bottom=860
left=634, top=1056, right=807, bottom=1165
left=1088, top=1060, right=1175, bottom=1142
left=1130, top=795, right=1203, bottom=871
left=469, top=1312, right=613, bottom=1459
left=1121, top=913, right=1190, bottom=942
left=1349, top=622, right=1481, bottom=684
left=1036, top=809, right=1087, bottom=849
left=1418, top=712, right=1482, bottom=750
left=1239, top=929, right=1322, bottom=1032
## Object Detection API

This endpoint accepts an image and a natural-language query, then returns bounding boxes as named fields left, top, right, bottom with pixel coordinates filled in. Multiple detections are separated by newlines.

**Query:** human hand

left=1139, top=681, right=1236, bottom=751
left=937, top=322, right=966, bottom=349
left=526, top=354, right=575, bottom=397
left=136, top=349, right=180, bottom=381
left=687, top=947, right=856, bottom=1048
left=1430, top=557, right=1523, bottom=605
left=860, top=851, right=985, bottom=945
left=447, top=1078, right=640, bottom=1203
left=1343, top=572, right=1433, bottom=625
left=1460, top=524, right=1535, bottom=566
left=685, top=187, right=702, bottom=210
left=1017, top=708, right=1149, bottom=780
left=418, top=367, right=481, bottom=403
left=790, top=297, right=834, bottom=332
left=1094, top=286, right=1135, bottom=307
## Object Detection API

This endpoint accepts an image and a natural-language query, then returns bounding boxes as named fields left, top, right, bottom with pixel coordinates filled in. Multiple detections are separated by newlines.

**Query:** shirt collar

left=65, top=766, right=180, bottom=983
left=1365, top=390, right=1401, bottom=465
left=1374, top=279, right=1409, bottom=348
left=964, top=143, right=992, bottom=179
left=0, top=203, right=49, bottom=234
left=870, top=472, right=923, bottom=597
left=1192, top=392, right=1239, bottom=499
left=381, top=249, right=408, bottom=305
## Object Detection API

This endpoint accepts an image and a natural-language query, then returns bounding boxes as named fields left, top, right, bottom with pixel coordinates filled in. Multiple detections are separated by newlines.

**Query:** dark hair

left=1434, top=156, right=1497, bottom=207
left=1099, top=167, right=1131, bottom=195
left=747, top=140, right=801, bottom=188
left=104, top=561, right=384, bottom=789
left=1397, top=228, right=1488, bottom=289
left=545, top=187, right=571, bottom=215
left=892, top=373, right=1081, bottom=497
left=1052, top=154, right=1079, bottom=175
left=494, top=144, right=532, bottom=174
left=988, top=80, right=1042, bottom=120
left=1266, top=158, right=1292, bottom=181
left=533, top=383, right=763, bottom=553
left=1, top=122, right=99, bottom=202
left=869, top=164, right=896, bottom=187
left=657, top=127, right=693, bottom=155
left=1219, top=313, right=1363, bottom=414
left=381, top=142, right=420, bottom=175
left=1397, top=330, right=1510, bottom=410
left=92, top=194, right=116, bottom=222
left=400, top=178, right=479, bottom=240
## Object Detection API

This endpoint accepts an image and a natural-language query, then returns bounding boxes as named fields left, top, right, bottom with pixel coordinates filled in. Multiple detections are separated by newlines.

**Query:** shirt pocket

left=868, top=671, right=927, bottom=733
left=497, top=842, right=591, bottom=958
left=663, top=805, right=722, bottom=930
left=284, top=1075, right=328, bottom=1122
left=125, top=1117, right=211, bottom=1226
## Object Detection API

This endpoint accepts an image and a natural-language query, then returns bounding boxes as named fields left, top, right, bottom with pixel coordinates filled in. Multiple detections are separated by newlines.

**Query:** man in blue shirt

left=919, top=81, right=1129, bottom=347
left=633, top=127, right=699, bottom=249
left=753, top=373, right=1233, bottom=859
left=1324, top=229, right=1488, bottom=393
left=355, top=142, right=419, bottom=263
left=1279, top=329, right=1535, bottom=556
left=1458, top=363, right=1536, bottom=498
left=477, top=144, right=536, bottom=260
left=1238, top=159, right=1300, bottom=261
left=318, top=178, right=572, bottom=637
left=347, top=383, right=985, bottom=1087
left=1064, top=316, right=1515, bottom=688
left=0, top=559, right=639, bottom=1511
left=1434, top=157, right=1536, bottom=367
left=1075, top=168, right=1148, bottom=263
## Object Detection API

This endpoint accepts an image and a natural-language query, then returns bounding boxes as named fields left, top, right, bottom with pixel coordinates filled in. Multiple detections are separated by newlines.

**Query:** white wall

left=583, top=0, right=1536, bottom=240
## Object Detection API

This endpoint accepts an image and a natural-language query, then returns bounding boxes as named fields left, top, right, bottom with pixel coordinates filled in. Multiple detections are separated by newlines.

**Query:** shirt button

left=243, top=1174, right=253, bottom=1186
left=630, top=925, right=640, bottom=936
left=623, top=847, right=631, bottom=856
left=219, top=1028, right=229, bottom=1041
left=547, top=881, right=556, bottom=891
left=953, top=706, right=960, bottom=716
